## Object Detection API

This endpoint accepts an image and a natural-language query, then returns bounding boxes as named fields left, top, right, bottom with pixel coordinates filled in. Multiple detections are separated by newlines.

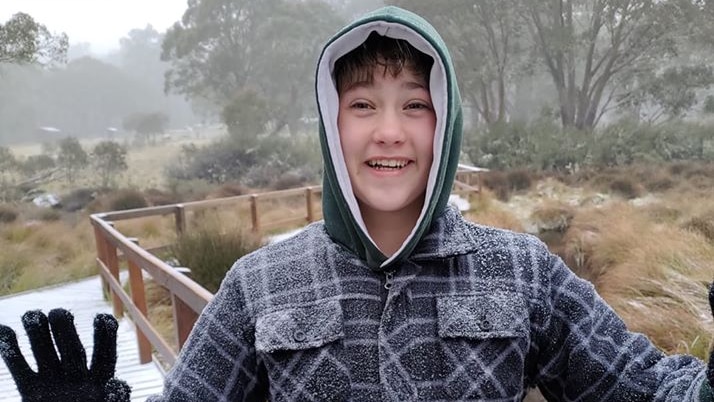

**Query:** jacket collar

left=409, top=206, right=481, bottom=261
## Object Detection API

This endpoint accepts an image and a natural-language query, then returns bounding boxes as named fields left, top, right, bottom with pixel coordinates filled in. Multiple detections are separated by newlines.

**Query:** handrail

left=90, top=168, right=484, bottom=369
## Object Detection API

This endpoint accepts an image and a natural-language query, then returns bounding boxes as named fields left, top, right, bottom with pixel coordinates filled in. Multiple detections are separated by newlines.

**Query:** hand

left=0, top=308, right=131, bottom=402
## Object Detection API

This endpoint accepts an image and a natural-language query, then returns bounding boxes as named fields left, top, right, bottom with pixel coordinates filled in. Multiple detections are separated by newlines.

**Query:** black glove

left=0, top=308, right=131, bottom=402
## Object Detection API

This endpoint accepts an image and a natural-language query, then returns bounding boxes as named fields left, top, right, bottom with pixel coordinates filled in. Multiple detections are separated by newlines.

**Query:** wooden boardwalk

left=0, top=276, right=165, bottom=401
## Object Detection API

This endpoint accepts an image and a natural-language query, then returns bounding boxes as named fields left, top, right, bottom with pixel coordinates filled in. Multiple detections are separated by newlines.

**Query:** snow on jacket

left=147, top=205, right=708, bottom=401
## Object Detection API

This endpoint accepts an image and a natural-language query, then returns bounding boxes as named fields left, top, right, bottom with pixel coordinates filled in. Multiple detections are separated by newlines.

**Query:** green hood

left=315, top=6, right=463, bottom=270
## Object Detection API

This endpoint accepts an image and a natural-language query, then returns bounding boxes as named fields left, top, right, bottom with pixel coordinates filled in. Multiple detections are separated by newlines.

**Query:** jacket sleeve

left=146, top=264, right=266, bottom=401
left=532, top=251, right=709, bottom=401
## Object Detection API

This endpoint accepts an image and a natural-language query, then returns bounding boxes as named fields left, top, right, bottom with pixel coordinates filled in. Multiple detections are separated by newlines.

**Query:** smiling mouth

left=366, top=159, right=411, bottom=170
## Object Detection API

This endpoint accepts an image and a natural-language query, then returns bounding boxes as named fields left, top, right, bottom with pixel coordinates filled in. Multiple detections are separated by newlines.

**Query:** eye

left=350, top=101, right=373, bottom=110
left=405, top=101, right=432, bottom=111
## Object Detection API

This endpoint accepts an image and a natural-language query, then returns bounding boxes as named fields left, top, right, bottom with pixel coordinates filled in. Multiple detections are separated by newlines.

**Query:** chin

left=359, top=193, right=423, bottom=215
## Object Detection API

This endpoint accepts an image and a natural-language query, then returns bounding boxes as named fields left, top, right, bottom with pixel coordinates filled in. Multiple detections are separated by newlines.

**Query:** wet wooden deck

left=0, top=276, right=165, bottom=401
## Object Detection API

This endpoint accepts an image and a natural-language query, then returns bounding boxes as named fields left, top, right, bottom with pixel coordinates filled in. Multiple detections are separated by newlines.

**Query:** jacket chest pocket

left=433, top=292, right=528, bottom=399
left=255, top=299, right=350, bottom=401
left=437, top=292, right=528, bottom=339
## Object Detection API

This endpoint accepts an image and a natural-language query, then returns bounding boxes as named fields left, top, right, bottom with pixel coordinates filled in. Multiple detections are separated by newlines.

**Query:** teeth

left=367, top=159, right=408, bottom=169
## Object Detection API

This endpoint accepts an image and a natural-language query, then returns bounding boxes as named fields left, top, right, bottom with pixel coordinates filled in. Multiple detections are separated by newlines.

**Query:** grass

left=464, top=189, right=524, bottom=232
left=556, top=201, right=714, bottom=358
left=171, top=217, right=262, bottom=293
left=0, top=219, right=96, bottom=296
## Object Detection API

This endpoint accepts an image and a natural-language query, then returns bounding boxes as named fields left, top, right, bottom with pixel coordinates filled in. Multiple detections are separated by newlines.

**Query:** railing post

left=93, top=224, right=110, bottom=296
left=127, top=238, right=152, bottom=364
left=175, top=204, right=186, bottom=236
left=172, top=294, right=198, bottom=350
left=306, top=187, right=315, bottom=223
left=476, top=171, right=483, bottom=196
left=250, top=194, right=260, bottom=232
left=103, top=230, right=124, bottom=319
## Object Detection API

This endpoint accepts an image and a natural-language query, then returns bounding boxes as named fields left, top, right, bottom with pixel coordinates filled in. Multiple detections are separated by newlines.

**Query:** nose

left=373, top=110, right=405, bottom=145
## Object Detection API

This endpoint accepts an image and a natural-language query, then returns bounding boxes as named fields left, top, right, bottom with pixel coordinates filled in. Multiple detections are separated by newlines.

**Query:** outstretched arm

left=0, top=308, right=130, bottom=402
left=532, top=252, right=709, bottom=401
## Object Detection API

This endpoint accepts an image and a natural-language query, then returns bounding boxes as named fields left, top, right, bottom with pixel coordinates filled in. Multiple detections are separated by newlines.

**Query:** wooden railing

left=90, top=168, right=485, bottom=368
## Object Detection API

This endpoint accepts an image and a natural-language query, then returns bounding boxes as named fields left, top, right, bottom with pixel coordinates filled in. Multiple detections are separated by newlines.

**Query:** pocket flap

left=437, top=292, right=527, bottom=339
left=255, top=299, right=344, bottom=353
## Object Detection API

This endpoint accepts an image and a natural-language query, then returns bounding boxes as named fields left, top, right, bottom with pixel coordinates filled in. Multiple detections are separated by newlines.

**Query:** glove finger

left=103, top=378, right=131, bottom=402
left=0, top=323, right=36, bottom=393
left=89, top=313, right=118, bottom=383
left=48, top=308, right=88, bottom=379
left=22, top=310, right=61, bottom=375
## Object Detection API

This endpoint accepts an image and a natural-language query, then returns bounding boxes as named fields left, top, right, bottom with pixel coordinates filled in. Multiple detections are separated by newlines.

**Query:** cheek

left=414, top=119, right=436, bottom=162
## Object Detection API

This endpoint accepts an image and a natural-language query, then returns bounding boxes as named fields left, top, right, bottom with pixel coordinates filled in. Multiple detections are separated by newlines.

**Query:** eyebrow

left=341, top=79, right=428, bottom=94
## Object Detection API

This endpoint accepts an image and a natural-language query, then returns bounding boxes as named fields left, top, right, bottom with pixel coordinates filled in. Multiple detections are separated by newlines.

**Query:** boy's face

left=337, top=65, right=435, bottom=220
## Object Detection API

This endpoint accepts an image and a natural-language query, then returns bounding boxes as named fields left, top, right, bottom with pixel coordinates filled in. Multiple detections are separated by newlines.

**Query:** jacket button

left=293, top=330, right=307, bottom=342
left=480, top=319, right=492, bottom=331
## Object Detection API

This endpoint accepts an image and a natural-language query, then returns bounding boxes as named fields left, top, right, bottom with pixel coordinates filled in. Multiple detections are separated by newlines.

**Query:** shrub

left=33, top=208, right=62, bottom=222
left=481, top=171, right=511, bottom=201
left=61, top=188, right=97, bottom=212
left=108, top=189, right=148, bottom=211
left=644, top=172, right=676, bottom=192
left=0, top=203, right=19, bottom=223
left=506, top=169, right=535, bottom=192
left=166, top=178, right=217, bottom=202
left=271, top=172, right=308, bottom=190
left=165, top=139, right=259, bottom=184
left=144, top=188, right=179, bottom=206
left=171, top=222, right=262, bottom=292
left=609, top=177, right=643, bottom=199
left=210, top=182, right=249, bottom=198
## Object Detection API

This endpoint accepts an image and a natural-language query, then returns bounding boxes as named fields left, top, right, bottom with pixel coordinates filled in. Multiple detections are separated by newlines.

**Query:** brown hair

left=333, top=31, right=433, bottom=94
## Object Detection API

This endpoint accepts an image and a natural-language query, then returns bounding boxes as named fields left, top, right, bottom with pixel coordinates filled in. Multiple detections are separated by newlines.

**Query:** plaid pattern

left=147, top=206, right=708, bottom=401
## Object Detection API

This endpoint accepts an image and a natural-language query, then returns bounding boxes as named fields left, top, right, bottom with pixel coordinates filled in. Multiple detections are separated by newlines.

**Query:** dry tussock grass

left=0, top=220, right=96, bottom=295
left=530, top=200, right=575, bottom=233
left=561, top=201, right=714, bottom=358
left=115, top=216, right=176, bottom=250
left=464, top=190, right=524, bottom=232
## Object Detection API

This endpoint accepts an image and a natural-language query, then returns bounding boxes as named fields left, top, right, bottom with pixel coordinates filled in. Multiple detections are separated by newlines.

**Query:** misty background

left=0, top=0, right=713, bottom=188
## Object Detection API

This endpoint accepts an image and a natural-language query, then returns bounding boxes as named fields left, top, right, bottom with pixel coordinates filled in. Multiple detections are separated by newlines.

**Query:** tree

left=21, top=154, right=55, bottom=177
left=161, top=0, right=344, bottom=135
left=0, top=12, right=68, bottom=66
left=122, top=112, right=169, bottom=145
left=0, top=146, right=16, bottom=175
left=221, top=89, right=270, bottom=144
left=0, top=146, right=17, bottom=201
left=624, top=65, right=714, bottom=123
left=704, top=95, right=714, bottom=115
left=523, top=0, right=693, bottom=129
left=57, top=137, right=88, bottom=184
left=91, top=140, right=127, bottom=188
left=390, top=0, right=526, bottom=127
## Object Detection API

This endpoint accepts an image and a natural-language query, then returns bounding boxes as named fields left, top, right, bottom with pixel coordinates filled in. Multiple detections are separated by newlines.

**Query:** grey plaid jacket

left=148, top=206, right=708, bottom=401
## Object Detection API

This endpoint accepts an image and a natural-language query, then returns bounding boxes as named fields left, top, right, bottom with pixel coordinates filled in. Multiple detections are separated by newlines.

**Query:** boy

left=2, top=6, right=714, bottom=401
